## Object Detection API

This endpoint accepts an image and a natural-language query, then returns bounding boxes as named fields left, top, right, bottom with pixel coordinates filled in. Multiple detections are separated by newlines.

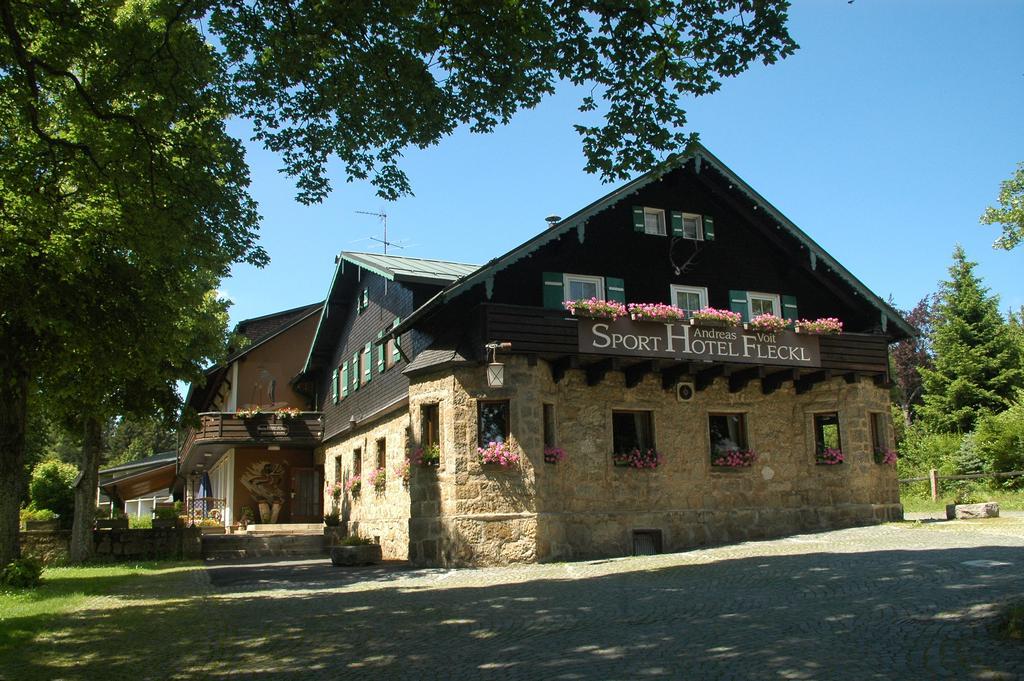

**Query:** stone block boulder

left=953, top=502, right=1000, bottom=519
left=330, top=544, right=382, bottom=566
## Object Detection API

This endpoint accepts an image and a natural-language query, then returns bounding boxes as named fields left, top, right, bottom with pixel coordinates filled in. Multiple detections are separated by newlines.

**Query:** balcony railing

left=480, top=303, right=890, bottom=374
left=180, top=411, right=324, bottom=462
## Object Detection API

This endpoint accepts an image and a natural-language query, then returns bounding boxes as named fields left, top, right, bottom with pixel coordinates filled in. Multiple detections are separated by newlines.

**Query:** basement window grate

left=632, top=530, right=663, bottom=556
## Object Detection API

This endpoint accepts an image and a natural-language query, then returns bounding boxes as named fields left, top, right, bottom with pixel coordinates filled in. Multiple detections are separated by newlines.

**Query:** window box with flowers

left=326, top=480, right=344, bottom=512
left=795, top=317, right=843, bottom=335
left=478, top=440, right=521, bottom=467
left=613, top=448, right=662, bottom=469
left=627, top=302, right=686, bottom=323
left=235, top=406, right=261, bottom=419
left=543, top=446, right=566, bottom=464
left=275, top=406, right=301, bottom=419
left=366, top=467, right=386, bottom=494
left=563, top=298, right=627, bottom=320
left=816, top=447, right=844, bottom=465
left=744, top=313, right=789, bottom=333
left=873, top=448, right=898, bottom=465
left=393, top=458, right=411, bottom=486
left=344, top=474, right=361, bottom=497
left=689, top=307, right=742, bottom=327
left=414, top=443, right=440, bottom=467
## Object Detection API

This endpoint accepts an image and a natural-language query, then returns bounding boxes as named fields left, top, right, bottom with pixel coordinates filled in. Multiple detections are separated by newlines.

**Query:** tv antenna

left=355, top=210, right=406, bottom=254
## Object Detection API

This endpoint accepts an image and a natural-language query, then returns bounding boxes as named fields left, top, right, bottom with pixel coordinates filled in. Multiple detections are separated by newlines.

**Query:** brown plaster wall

left=232, top=447, right=320, bottom=523
left=407, top=355, right=901, bottom=567
left=233, top=313, right=319, bottom=410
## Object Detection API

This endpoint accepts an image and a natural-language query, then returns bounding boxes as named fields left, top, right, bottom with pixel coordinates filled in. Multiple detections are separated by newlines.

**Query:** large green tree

left=918, top=246, right=1023, bottom=433
left=0, top=0, right=264, bottom=564
left=210, top=0, right=798, bottom=202
left=981, top=163, right=1024, bottom=250
left=105, top=414, right=178, bottom=468
left=2, top=0, right=796, bottom=564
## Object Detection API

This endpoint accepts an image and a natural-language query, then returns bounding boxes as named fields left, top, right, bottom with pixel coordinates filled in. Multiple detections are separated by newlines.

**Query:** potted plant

left=478, top=440, right=521, bottom=467
left=95, top=508, right=129, bottom=530
left=795, top=317, right=843, bottom=335
left=613, top=448, right=662, bottom=469
left=745, top=314, right=789, bottom=333
left=323, top=511, right=341, bottom=527
left=711, top=449, right=758, bottom=468
left=543, top=446, right=567, bottom=464
left=235, top=405, right=261, bottom=419
left=627, top=302, right=686, bottom=323
left=275, top=406, right=301, bottom=419
left=238, top=506, right=255, bottom=530
left=152, top=503, right=181, bottom=529
left=330, top=534, right=383, bottom=566
left=345, top=474, right=362, bottom=497
left=689, top=307, right=742, bottom=327
left=195, top=517, right=225, bottom=534
left=563, top=298, right=628, bottom=320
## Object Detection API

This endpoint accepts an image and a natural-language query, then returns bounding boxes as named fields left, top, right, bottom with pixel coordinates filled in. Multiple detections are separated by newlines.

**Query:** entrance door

left=290, top=467, right=321, bottom=522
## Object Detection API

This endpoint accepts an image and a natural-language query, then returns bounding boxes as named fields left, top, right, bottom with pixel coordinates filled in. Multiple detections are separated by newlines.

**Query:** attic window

left=680, top=213, right=702, bottom=240
left=643, top=208, right=666, bottom=236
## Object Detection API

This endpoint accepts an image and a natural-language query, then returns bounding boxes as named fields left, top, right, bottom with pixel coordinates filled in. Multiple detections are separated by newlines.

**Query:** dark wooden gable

left=414, top=158, right=899, bottom=362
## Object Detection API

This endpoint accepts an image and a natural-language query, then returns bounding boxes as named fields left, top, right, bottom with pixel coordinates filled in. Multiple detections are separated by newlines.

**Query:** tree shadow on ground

left=2, top=546, right=1023, bottom=680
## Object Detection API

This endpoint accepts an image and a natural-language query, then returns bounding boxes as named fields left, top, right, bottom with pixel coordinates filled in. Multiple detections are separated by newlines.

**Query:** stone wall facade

left=318, top=409, right=414, bottom=560
left=405, top=355, right=902, bottom=567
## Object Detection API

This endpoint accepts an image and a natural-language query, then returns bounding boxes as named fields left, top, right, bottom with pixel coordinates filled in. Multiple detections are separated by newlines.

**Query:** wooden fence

left=898, top=469, right=1024, bottom=501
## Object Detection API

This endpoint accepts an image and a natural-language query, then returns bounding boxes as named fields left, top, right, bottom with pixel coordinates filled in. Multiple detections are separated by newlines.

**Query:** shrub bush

left=29, top=460, right=78, bottom=520
left=128, top=516, right=152, bottom=529
left=19, top=507, right=57, bottom=524
left=973, top=401, right=1024, bottom=487
left=0, top=558, right=43, bottom=589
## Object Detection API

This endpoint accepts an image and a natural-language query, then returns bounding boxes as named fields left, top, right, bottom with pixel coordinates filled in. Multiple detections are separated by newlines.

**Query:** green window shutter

left=606, top=277, right=626, bottom=303
left=671, top=212, right=684, bottom=237
left=782, top=295, right=799, bottom=322
left=352, top=351, right=360, bottom=390
left=632, top=206, right=645, bottom=232
left=376, top=331, right=385, bottom=372
left=542, top=272, right=565, bottom=309
left=331, top=368, right=339, bottom=404
left=392, top=319, right=402, bottom=362
left=729, top=290, right=750, bottom=322
left=702, top=215, right=715, bottom=241
left=363, top=342, right=372, bottom=383
left=341, top=362, right=349, bottom=397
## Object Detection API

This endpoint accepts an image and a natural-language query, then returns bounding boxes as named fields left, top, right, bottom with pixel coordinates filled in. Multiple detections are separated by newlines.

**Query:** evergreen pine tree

left=919, top=246, right=1024, bottom=432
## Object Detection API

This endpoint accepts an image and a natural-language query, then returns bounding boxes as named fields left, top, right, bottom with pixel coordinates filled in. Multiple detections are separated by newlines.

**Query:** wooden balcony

left=180, top=412, right=324, bottom=470
left=479, top=303, right=890, bottom=393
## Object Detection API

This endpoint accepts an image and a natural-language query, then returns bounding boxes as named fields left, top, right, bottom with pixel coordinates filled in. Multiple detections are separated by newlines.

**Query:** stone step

left=245, top=523, right=324, bottom=535
left=201, top=532, right=328, bottom=560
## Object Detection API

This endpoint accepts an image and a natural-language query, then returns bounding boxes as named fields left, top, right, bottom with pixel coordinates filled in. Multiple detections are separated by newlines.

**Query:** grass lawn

left=0, top=561, right=205, bottom=678
left=900, top=489, right=1024, bottom=513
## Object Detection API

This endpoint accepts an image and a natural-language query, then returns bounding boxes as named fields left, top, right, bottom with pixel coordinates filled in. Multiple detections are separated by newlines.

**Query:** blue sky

left=221, top=0, right=1023, bottom=326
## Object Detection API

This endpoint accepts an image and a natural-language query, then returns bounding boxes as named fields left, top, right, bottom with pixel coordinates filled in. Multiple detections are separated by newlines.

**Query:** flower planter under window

left=613, top=449, right=661, bottom=469
left=543, top=447, right=566, bottom=464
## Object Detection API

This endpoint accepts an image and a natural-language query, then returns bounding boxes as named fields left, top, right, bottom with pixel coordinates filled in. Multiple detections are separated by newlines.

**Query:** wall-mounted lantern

left=485, top=341, right=512, bottom=387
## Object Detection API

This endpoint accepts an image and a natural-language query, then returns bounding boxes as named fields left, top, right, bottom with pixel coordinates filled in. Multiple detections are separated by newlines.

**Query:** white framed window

left=564, top=273, right=604, bottom=301
left=748, top=291, right=781, bottom=317
left=670, top=285, right=708, bottom=313
left=643, top=207, right=666, bottom=236
left=681, top=213, right=703, bottom=240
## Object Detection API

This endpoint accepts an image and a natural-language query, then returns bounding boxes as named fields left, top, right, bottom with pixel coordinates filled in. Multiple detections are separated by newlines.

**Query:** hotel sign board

left=578, top=319, right=821, bottom=368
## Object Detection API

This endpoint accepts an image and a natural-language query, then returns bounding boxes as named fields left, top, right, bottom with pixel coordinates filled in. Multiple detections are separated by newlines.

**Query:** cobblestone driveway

left=8, top=519, right=1024, bottom=680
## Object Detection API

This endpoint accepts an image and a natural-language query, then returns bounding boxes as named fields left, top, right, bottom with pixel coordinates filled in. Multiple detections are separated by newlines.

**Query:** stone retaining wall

left=20, top=528, right=202, bottom=564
